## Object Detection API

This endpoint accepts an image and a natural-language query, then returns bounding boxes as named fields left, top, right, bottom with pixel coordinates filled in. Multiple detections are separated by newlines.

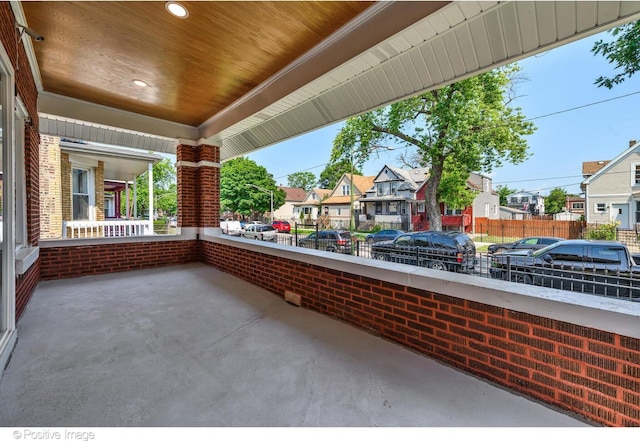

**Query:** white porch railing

left=63, top=220, right=152, bottom=239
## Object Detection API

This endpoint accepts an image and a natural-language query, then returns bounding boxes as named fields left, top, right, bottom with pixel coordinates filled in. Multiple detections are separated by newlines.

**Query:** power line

left=526, top=90, right=640, bottom=121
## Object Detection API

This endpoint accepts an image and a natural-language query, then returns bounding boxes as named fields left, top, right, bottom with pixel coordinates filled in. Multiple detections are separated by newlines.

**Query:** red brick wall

left=177, top=145, right=199, bottom=228
left=201, top=240, right=640, bottom=427
left=196, top=145, right=220, bottom=228
left=40, top=240, right=200, bottom=280
left=16, top=260, right=40, bottom=319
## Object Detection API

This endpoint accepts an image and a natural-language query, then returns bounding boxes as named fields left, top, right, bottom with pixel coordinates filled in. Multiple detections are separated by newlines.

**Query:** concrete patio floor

left=0, top=263, right=592, bottom=427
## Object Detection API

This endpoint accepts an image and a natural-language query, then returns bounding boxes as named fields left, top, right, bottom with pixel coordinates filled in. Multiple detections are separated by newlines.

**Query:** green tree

left=287, top=171, right=316, bottom=192
left=331, top=64, right=535, bottom=230
left=592, top=21, right=640, bottom=88
left=220, top=157, right=286, bottom=218
left=545, top=187, right=568, bottom=215
left=496, top=185, right=517, bottom=206
left=318, top=158, right=360, bottom=190
left=130, top=158, right=177, bottom=218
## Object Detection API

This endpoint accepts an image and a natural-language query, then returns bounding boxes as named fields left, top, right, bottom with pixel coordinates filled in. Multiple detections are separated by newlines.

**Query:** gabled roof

left=294, top=188, right=333, bottom=206
left=279, top=187, right=306, bottom=202
left=582, top=140, right=640, bottom=186
left=582, top=160, right=610, bottom=176
left=322, top=174, right=375, bottom=205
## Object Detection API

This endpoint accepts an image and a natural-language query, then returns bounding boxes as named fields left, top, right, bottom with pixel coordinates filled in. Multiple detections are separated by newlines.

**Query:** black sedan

left=365, top=229, right=405, bottom=244
left=487, top=236, right=563, bottom=254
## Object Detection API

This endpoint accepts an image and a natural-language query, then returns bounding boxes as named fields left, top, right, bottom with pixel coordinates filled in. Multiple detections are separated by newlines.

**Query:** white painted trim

left=10, top=1, right=43, bottom=92
left=176, top=160, right=221, bottom=168
left=15, top=246, right=39, bottom=275
left=201, top=233, right=640, bottom=340
left=0, top=329, right=17, bottom=379
left=39, top=232, right=198, bottom=248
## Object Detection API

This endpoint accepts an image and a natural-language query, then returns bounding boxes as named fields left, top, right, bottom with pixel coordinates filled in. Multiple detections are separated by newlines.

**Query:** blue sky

left=247, top=28, right=640, bottom=196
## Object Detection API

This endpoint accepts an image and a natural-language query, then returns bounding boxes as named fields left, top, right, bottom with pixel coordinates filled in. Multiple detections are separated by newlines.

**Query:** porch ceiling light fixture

left=165, top=2, right=189, bottom=19
left=132, top=79, right=149, bottom=87
left=16, top=23, right=44, bottom=41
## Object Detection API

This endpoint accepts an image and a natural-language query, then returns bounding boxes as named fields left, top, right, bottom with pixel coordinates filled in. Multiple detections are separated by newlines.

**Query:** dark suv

left=298, top=230, right=352, bottom=254
left=371, top=231, right=477, bottom=272
left=489, top=239, right=640, bottom=299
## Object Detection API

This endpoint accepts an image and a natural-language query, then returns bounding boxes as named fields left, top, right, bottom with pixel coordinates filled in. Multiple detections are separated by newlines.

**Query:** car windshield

left=531, top=241, right=564, bottom=257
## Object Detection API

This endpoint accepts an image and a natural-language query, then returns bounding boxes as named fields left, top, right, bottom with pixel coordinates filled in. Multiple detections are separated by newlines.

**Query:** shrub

left=585, top=221, right=618, bottom=240
left=370, top=224, right=381, bottom=233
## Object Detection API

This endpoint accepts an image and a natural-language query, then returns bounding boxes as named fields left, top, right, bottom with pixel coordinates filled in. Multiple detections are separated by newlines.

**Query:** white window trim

left=594, top=202, right=607, bottom=213
left=71, top=165, right=96, bottom=221
left=631, top=162, right=640, bottom=187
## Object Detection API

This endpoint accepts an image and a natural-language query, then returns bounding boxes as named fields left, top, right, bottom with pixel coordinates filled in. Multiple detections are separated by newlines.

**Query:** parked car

left=298, top=230, right=352, bottom=254
left=489, top=239, right=640, bottom=300
left=365, top=229, right=405, bottom=244
left=371, top=231, right=477, bottom=272
left=220, top=220, right=242, bottom=236
left=272, top=220, right=291, bottom=233
left=242, top=224, right=278, bottom=241
left=488, top=236, right=563, bottom=254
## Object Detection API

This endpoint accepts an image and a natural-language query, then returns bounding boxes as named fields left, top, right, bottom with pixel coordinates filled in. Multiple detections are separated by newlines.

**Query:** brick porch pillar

left=176, top=143, right=220, bottom=230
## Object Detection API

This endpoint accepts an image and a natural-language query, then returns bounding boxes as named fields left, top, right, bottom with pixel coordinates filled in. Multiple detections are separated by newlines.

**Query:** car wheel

left=429, top=261, right=448, bottom=271
left=327, top=246, right=336, bottom=252
left=494, top=247, right=507, bottom=254
left=366, top=237, right=374, bottom=244
left=374, top=253, right=388, bottom=261
left=299, top=242, right=306, bottom=248
left=511, top=272, right=533, bottom=284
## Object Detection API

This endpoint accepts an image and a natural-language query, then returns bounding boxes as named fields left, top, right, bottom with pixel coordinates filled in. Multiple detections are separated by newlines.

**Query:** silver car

left=242, top=224, right=277, bottom=241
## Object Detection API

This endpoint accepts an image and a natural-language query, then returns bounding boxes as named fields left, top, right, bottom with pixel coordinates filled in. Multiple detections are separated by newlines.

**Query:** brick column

left=176, top=143, right=220, bottom=229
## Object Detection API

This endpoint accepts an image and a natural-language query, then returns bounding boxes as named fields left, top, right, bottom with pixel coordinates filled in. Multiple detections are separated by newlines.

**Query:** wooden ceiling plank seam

left=535, top=1, right=559, bottom=46
left=499, top=2, right=524, bottom=58
left=515, top=1, right=541, bottom=53
left=555, top=2, right=578, bottom=41
left=454, top=26, right=480, bottom=73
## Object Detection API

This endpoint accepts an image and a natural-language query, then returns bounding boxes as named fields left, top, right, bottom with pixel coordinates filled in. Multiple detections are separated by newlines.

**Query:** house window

left=445, top=206, right=462, bottom=215
left=388, top=201, right=398, bottom=215
left=375, top=202, right=382, bottom=214
left=337, top=208, right=341, bottom=216
left=72, top=168, right=92, bottom=220
left=571, top=202, right=584, bottom=210
left=484, top=203, right=489, bottom=217
left=341, top=185, right=350, bottom=196
left=390, top=181, right=397, bottom=194
left=635, top=165, right=640, bottom=184
left=595, top=203, right=607, bottom=213
left=376, top=184, right=383, bottom=196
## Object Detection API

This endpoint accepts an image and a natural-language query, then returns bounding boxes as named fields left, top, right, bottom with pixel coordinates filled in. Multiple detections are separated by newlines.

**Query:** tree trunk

left=425, top=165, right=443, bottom=231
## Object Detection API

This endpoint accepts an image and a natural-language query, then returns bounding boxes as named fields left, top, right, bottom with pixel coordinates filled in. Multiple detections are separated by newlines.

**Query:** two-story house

left=293, top=188, right=332, bottom=221
left=505, top=190, right=545, bottom=216
left=360, top=165, right=499, bottom=232
left=271, top=187, right=307, bottom=222
left=320, top=174, right=375, bottom=229
left=581, top=140, right=639, bottom=229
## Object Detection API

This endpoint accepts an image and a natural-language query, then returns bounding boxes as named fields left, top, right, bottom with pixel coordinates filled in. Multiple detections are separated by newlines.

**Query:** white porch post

left=125, top=182, right=130, bottom=219
left=133, top=178, right=137, bottom=219
left=147, top=163, right=154, bottom=235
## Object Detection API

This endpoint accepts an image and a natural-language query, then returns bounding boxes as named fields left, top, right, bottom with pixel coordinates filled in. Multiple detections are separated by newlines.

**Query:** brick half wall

left=40, top=239, right=200, bottom=280
left=201, top=237, right=640, bottom=427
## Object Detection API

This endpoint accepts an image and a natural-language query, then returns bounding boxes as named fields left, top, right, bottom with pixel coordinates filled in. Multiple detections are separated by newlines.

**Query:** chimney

left=630, top=140, right=637, bottom=148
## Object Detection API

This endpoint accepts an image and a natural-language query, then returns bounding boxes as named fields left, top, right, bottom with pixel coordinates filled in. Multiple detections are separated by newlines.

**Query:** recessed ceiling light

left=165, top=2, right=189, bottom=18
left=132, top=79, right=149, bottom=87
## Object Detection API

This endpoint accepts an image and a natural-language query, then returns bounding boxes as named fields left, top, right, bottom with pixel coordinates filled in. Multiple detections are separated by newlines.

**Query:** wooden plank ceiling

left=22, top=1, right=374, bottom=127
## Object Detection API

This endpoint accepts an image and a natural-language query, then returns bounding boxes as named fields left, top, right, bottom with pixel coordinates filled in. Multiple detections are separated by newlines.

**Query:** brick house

left=1, top=2, right=639, bottom=427
left=40, top=136, right=162, bottom=239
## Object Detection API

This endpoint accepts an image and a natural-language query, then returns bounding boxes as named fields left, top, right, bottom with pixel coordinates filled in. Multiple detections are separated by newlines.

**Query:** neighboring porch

left=0, top=262, right=588, bottom=427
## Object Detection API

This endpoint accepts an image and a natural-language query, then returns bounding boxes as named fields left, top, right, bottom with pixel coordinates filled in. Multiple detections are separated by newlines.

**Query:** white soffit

left=216, top=1, right=640, bottom=161
left=39, top=113, right=177, bottom=155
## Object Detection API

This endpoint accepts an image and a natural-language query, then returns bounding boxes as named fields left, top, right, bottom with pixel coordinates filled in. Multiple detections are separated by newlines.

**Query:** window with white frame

left=445, top=206, right=462, bottom=215
left=634, top=164, right=640, bottom=185
left=594, top=203, right=607, bottom=213
left=390, top=181, right=398, bottom=194
left=341, top=185, right=350, bottom=196
left=571, top=202, right=584, bottom=210
left=72, top=167, right=93, bottom=220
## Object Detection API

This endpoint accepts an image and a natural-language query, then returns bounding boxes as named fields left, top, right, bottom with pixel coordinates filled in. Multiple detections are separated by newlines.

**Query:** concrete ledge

left=202, top=233, right=640, bottom=339
left=39, top=232, right=198, bottom=248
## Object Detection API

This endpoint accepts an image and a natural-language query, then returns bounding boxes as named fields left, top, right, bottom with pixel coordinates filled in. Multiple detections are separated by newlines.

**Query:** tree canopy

left=318, top=158, right=361, bottom=190
left=130, top=158, right=177, bottom=218
left=496, top=185, right=517, bottom=206
left=287, top=171, right=316, bottom=192
left=592, top=21, right=640, bottom=88
left=331, top=64, right=536, bottom=230
left=220, top=157, right=286, bottom=219
left=545, top=187, right=568, bottom=215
